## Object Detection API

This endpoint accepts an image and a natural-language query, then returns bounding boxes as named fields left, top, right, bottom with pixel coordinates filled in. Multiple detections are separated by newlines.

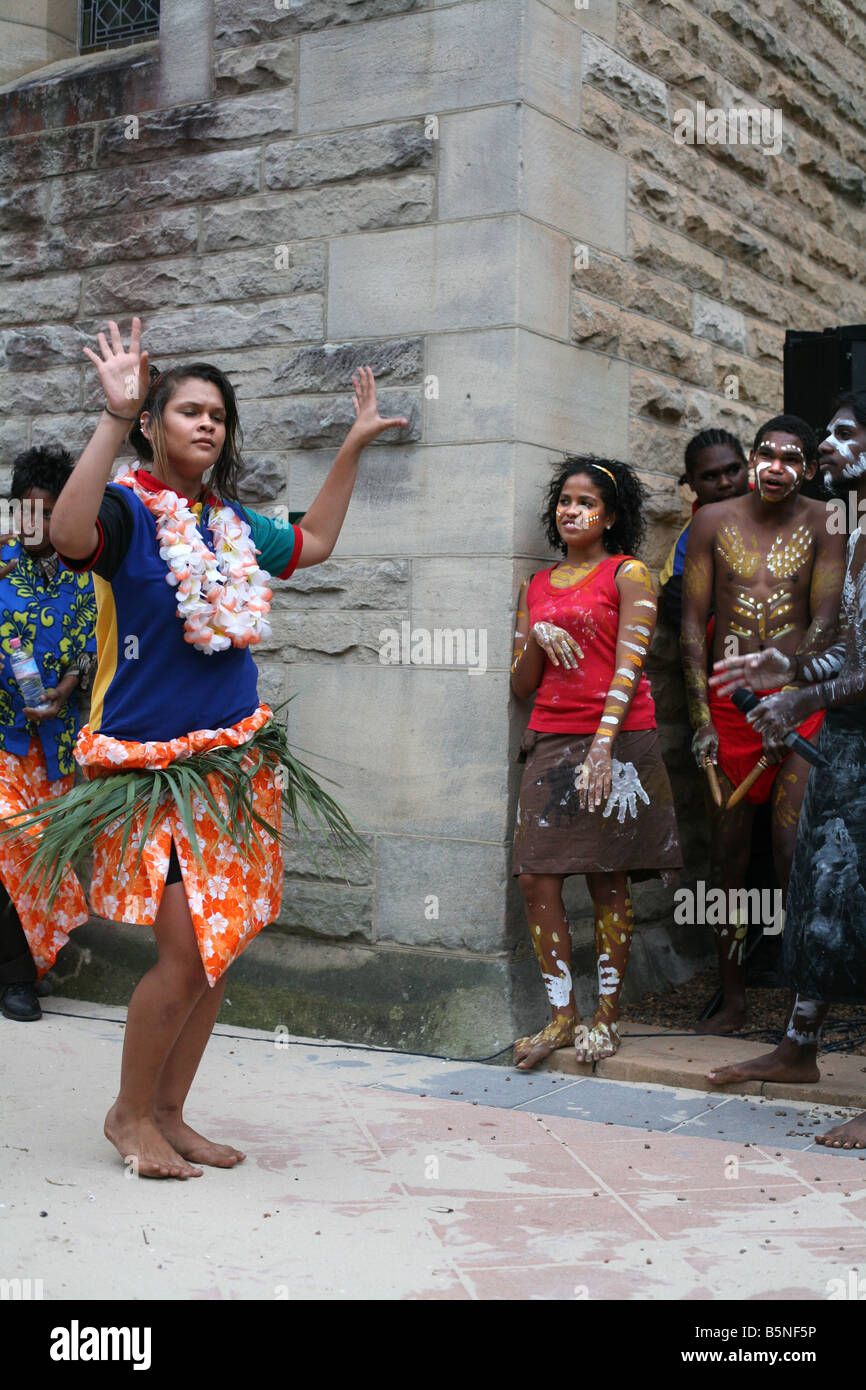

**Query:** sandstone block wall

left=1, top=0, right=864, bottom=1051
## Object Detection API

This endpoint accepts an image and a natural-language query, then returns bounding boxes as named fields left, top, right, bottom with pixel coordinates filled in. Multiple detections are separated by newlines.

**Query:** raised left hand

left=349, top=366, right=408, bottom=449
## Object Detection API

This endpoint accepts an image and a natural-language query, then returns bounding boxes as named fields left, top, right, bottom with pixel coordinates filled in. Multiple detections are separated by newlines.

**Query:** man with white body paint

left=681, top=415, right=846, bottom=1034
left=706, top=395, right=866, bottom=1149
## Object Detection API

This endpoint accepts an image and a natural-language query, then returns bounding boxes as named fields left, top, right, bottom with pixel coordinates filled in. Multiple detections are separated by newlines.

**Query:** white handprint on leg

left=602, top=760, right=650, bottom=823
left=542, top=957, right=573, bottom=1009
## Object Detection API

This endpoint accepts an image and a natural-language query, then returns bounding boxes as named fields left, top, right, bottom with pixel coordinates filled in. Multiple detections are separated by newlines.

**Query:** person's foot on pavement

left=0, top=983, right=42, bottom=1021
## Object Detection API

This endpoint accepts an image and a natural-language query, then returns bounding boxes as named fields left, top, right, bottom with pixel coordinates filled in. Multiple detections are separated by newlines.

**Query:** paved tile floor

left=2, top=1000, right=864, bottom=1300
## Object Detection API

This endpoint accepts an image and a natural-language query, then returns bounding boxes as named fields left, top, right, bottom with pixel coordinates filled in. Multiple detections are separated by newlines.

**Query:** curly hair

left=127, top=363, right=245, bottom=501
left=752, top=413, right=817, bottom=462
left=542, top=455, right=647, bottom=557
left=10, top=444, right=76, bottom=500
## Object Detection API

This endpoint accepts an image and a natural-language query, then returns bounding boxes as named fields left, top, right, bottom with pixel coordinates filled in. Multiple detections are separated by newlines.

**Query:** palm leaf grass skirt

left=0, top=703, right=365, bottom=985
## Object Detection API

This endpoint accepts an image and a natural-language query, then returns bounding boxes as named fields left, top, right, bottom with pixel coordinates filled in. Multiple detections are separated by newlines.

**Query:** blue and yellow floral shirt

left=0, top=541, right=97, bottom=779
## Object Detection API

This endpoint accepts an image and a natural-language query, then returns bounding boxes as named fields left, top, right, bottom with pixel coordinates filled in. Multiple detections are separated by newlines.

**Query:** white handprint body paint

left=543, top=957, right=573, bottom=1009
left=597, top=953, right=620, bottom=996
left=602, top=760, right=650, bottom=823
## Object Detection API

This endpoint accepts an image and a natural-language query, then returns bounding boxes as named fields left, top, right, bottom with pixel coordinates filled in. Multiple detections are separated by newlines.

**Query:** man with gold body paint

left=681, top=415, right=845, bottom=1034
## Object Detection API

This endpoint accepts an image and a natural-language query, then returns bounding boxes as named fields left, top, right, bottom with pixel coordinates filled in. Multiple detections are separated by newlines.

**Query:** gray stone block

left=375, top=835, right=509, bottom=951
left=239, top=389, right=419, bottom=449
left=95, top=89, right=297, bottom=167
left=524, top=0, right=583, bottom=125
left=214, top=0, right=425, bottom=48
left=0, top=210, right=199, bottom=277
left=265, top=121, right=433, bottom=190
left=328, top=217, right=517, bottom=338
left=281, top=661, right=510, bottom=840
left=272, top=879, right=374, bottom=941
left=201, top=175, right=433, bottom=252
left=0, top=367, right=81, bottom=414
left=297, top=0, right=523, bottom=131
left=582, top=32, right=669, bottom=123
left=30, top=413, right=98, bottom=453
left=518, top=218, right=572, bottom=339
left=522, top=106, right=627, bottom=253
left=0, top=324, right=86, bottom=369
left=212, top=338, right=424, bottom=401
left=0, top=181, right=48, bottom=231
left=93, top=298, right=324, bottom=360
left=0, top=49, right=161, bottom=139
left=81, top=244, right=326, bottom=316
left=215, top=38, right=297, bottom=95
left=49, top=150, right=261, bottom=224
left=0, top=274, right=80, bottom=325
left=517, top=334, right=630, bottom=456
left=279, top=829, right=374, bottom=885
left=693, top=292, right=748, bottom=352
left=237, top=454, right=287, bottom=502
left=0, top=126, right=95, bottom=185
left=423, top=328, right=517, bottom=443
left=262, top=608, right=408, bottom=663
left=278, top=557, right=410, bottom=610
left=438, top=106, right=520, bottom=220
left=287, top=442, right=514, bottom=555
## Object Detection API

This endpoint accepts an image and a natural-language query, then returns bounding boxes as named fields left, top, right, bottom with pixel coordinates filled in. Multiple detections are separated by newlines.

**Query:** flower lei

left=116, top=471, right=273, bottom=654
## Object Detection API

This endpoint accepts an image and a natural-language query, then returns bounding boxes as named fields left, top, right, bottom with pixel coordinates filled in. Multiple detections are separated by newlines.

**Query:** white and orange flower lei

left=116, top=470, right=273, bottom=654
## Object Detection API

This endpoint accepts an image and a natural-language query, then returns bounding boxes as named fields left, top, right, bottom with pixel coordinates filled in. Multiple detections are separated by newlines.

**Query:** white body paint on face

left=556, top=505, right=602, bottom=530
left=755, top=459, right=799, bottom=496
left=543, top=957, right=573, bottom=1009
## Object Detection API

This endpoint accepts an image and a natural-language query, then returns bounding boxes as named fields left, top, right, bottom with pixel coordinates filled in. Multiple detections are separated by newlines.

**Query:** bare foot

left=575, top=1020, right=620, bottom=1064
left=514, top=1017, right=576, bottom=1071
left=105, top=1103, right=203, bottom=1179
left=694, top=1004, right=748, bottom=1035
left=816, top=1113, right=866, bottom=1150
left=157, top=1115, right=246, bottom=1168
left=707, top=1047, right=820, bottom=1087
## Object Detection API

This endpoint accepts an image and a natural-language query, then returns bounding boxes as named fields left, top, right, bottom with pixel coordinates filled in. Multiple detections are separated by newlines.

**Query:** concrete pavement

left=2, top=999, right=865, bottom=1300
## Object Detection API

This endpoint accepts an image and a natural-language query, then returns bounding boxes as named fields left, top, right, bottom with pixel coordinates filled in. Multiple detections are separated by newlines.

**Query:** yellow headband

left=589, top=463, right=617, bottom=492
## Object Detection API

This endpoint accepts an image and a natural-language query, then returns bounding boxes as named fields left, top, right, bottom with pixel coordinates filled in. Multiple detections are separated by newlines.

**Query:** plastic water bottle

left=7, top=638, right=48, bottom=711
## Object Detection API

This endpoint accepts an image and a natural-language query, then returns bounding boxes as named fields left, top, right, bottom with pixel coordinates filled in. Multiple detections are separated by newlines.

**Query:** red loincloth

left=707, top=684, right=825, bottom=805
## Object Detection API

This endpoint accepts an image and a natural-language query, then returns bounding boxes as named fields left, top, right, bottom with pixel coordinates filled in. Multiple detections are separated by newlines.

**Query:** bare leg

left=577, top=872, right=632, bottom=1062
left=104, top=881, right=209, bottom=1179
left=154, top=972, right=245, bottom=1168
left=513, top=873, right=578, bottom=1070
left=707, top=995, right=826, bottom=1086
left=694, top=771, right=753, bottom=1034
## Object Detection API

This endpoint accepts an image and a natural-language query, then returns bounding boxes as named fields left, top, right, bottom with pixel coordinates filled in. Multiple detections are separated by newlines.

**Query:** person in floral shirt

left=0, top=445, right=96, bottom=1021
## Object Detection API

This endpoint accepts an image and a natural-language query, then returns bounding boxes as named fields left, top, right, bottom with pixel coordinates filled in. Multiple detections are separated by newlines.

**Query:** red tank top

left=526, top=557, right=657, bottom=734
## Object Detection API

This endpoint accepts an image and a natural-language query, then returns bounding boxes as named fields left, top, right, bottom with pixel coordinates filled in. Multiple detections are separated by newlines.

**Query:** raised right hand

left=531, top=621, right=583, bottom=670
left=83, top=317, right=150, bottom=418
left=710, top=648, right=794, bottom=697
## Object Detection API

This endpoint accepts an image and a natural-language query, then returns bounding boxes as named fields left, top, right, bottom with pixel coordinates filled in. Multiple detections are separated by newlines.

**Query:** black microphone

left=731, top=687, right=828, bottom=769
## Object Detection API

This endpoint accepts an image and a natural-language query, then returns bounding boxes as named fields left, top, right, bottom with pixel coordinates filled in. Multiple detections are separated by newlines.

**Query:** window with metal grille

left=80, top=0, right=161, bottom=53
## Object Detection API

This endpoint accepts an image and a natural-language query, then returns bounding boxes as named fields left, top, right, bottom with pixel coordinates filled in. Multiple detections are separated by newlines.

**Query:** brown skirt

left=512, top=728, right=682, bottom=880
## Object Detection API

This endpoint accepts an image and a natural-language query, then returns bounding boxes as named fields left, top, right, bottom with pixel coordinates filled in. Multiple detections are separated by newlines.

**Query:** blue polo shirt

left=59, top=472, right=302, bottom=744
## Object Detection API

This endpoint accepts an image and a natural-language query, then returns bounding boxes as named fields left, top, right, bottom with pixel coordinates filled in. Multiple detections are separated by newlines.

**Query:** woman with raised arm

left=37, top=317, right=406, bottom=1179
left=511, top=456, right=682, bottom=1070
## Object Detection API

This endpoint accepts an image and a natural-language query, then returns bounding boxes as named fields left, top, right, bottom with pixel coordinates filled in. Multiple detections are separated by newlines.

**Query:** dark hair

left=128, top=363, right=244, bottom=501
left=752, top=413, right=817, bottom=462
left=542, top=456, right=646, bottom=557
left=679, top=429, right=746, bottom=487
left=829, top=391, right=866, bottom=429
left=10, top=444, right=75, bottom=501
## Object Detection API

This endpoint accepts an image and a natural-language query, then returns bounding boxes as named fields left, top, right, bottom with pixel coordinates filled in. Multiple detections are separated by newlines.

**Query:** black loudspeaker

left=784, top=325, right=866, bottom=434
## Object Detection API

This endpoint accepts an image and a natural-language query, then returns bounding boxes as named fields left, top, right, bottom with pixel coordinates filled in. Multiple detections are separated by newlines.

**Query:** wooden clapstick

left=726, top=755, right=772, bottom=810
left=703, top=761, right=723, bottom=807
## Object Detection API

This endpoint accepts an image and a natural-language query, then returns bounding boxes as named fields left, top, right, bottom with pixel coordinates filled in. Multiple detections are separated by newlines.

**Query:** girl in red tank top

left=511, top=457, right=681, bottom=1071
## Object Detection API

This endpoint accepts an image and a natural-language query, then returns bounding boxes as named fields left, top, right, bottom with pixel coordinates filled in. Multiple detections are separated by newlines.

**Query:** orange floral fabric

left=0, top=736, right=89, bottom=977
left=77, top=705, right=282, bottom=986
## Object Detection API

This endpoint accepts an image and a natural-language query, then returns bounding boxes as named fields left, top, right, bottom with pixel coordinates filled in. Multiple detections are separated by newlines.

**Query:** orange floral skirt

left=0, top=736, right=89, bottom=977
left=76, top=705, right=282, bottom=986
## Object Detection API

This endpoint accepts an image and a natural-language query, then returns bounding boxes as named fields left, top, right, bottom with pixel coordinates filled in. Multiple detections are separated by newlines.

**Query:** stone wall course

left=214, top=0, right=425, bottom=48
left=214, top=39, right=298, bottom=96
left=264, top=121, right=434, bottom=190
